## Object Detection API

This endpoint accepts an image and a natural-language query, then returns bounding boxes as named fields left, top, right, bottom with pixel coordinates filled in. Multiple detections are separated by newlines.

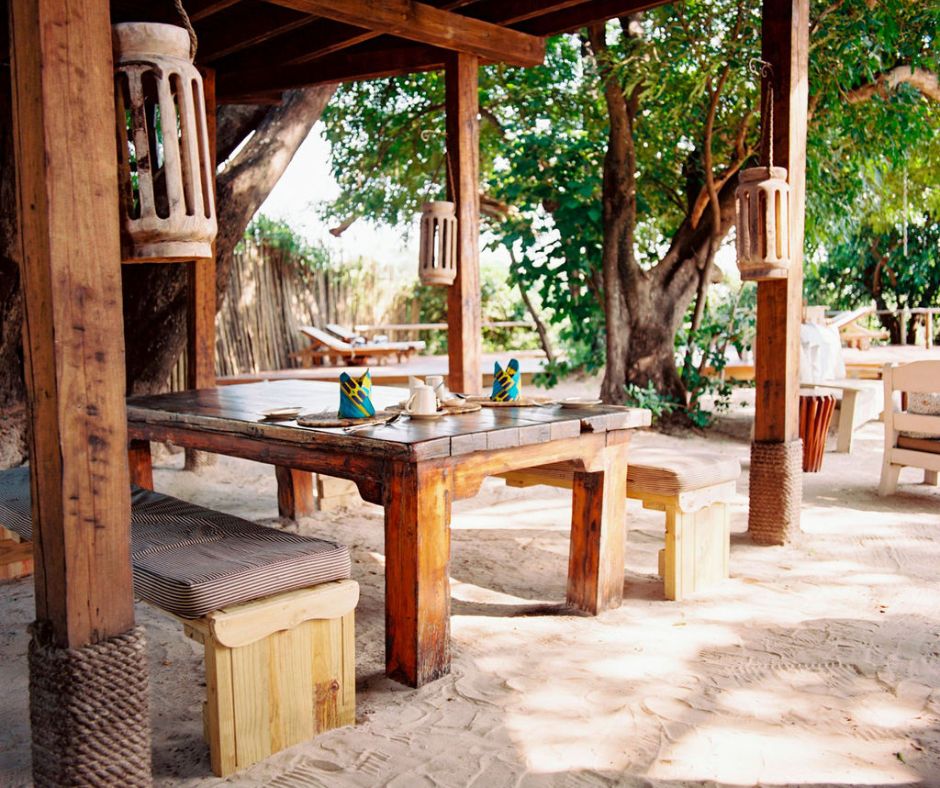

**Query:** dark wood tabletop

left=126, top=380, right=651, bottom=461
left=126, top=379, right=651, bottom=688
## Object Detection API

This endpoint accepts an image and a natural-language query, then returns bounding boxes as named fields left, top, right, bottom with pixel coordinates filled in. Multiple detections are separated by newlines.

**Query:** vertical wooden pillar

left=749, top=0, right=809, bottom=544
left=10, top=0, right=151, bottom=781
left=445, top=53, right=482, bottom=396
left=186, top=69, right=217, bottom=469
left=10, top=0, right=135, bottom=649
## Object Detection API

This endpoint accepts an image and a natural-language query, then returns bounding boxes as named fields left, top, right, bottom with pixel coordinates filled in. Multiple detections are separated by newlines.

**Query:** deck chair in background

left=326, top=323, right=425, bottom=354
left=291, top=325, right=425, bottom=367
left=879, top=360, right=940, bottom=495
left=325, top=323, right=367, bottom=346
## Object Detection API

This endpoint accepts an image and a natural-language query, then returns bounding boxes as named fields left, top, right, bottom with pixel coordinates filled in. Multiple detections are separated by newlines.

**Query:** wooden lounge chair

left=291, top=325, right=426, bottom=367
left=879, top=361, right=940, bottom=495
left=829, top=306, right=889, bottom=350
left=325, top=323, right=367, bottom=345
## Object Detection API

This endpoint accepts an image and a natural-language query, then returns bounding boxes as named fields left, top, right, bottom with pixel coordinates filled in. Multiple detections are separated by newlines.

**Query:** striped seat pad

left=0, top=467, right=351, bottom=619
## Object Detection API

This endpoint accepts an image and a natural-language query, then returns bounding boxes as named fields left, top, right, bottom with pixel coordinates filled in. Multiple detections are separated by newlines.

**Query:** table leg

left=128, top=439, right=153, bottom=490
left=274, top=467, right=315, bottom=520
left=567, top=441, right=629, bottom=614
left=384, top=461, right=451, bottom=687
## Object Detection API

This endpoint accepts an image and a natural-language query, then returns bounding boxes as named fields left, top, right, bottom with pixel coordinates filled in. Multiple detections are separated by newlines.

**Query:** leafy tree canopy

left=321, top=0, right=938, bottom=374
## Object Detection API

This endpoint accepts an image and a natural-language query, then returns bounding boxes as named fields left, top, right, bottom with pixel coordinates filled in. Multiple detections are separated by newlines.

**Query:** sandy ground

left=1, top=381, right=939, bottom=787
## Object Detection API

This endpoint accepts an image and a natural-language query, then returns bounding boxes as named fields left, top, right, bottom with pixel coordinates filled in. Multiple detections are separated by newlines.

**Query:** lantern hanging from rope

left=417, top=131, right=458, bottom=286
left=113, top=7, right=217, bottom=263
left=735, top=60, right=791, bottom=281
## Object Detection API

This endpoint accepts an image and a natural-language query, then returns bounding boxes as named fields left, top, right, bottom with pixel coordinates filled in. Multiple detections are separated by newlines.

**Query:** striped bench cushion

left=0, top=466, right=350, bottom=618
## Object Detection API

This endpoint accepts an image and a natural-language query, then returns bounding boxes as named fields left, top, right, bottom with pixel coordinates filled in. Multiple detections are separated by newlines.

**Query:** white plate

left=260, top=406, right=303, bottom=420
left=560, top=397, right=602, bottom=408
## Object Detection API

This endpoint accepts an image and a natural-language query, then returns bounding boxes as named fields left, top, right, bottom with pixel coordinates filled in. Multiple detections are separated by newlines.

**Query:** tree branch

left=845, top=65, right=940, bottom=104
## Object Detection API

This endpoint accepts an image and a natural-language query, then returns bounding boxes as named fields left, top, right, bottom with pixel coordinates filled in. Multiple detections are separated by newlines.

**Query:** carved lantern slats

left=113, top=23, right=217, bottom=263
left=735, top=165, right=791, bottom=281
left=418, top=200, right=458, bottom=286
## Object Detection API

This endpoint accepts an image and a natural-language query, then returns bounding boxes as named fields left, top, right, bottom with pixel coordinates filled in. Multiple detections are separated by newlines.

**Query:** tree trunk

left=0, top=65, right=27, bottom=467
left=0, top=84, right=335, bottom=466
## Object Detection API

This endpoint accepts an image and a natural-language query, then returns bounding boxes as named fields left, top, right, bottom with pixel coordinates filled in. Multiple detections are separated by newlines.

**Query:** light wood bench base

left=0, top=525, right=32, bottom=582
left=500, top=468, right=733, bottom=601
left=179, top=580, right=358, bottom=777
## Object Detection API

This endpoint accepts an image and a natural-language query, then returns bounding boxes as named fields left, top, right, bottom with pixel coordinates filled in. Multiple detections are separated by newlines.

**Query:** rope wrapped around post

left=748, top=439, right=803, bottom=545
left=29, top=623, right=152, bottom=787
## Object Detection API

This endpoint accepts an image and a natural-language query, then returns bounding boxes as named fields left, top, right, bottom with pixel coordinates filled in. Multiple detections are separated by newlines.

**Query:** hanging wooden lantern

left=113, top=23, right=217, bottom=262
left=735, top=165, right=790, bottom=281
left=418, top=201, right=457, bottom=286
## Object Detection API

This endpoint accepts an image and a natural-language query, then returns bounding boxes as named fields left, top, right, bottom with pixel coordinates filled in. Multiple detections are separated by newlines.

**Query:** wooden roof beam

left=264, top=0, right=545, bottom=67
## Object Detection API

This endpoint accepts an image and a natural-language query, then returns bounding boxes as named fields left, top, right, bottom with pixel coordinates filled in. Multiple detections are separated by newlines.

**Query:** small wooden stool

left=499, top=448, right=740, bottom=601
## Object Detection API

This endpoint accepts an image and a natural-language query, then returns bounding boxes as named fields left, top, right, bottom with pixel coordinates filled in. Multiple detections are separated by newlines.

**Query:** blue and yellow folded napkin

left=491, top=359, right=520, bottom=402
left=339, top=370, right=376, bottom=418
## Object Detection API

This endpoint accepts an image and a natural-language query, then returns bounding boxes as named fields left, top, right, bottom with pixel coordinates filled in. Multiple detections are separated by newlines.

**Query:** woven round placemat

left=387, top=401, right=483, bottom=415
left=464, top=395, right=554, bottom=408
left=296, top=410, right=394, bottom=428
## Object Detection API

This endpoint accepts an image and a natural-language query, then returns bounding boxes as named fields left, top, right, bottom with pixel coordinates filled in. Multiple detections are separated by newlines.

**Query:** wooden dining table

left=125, top=380, right=651, bottom=687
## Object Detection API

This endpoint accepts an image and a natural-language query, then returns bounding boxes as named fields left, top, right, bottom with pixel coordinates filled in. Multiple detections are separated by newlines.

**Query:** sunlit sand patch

left=646, top=725, right=921, bottom=785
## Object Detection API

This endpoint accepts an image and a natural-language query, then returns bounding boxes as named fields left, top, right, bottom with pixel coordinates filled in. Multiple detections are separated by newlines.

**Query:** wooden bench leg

left=315, top=474, right=360, bottom=512
left=0, top=526, right=33, bottom=582
left=835, top=388, right=860, bottom=453
left=662, top=501, right=730, bottom=601
left=275, top=466, right=315, bottom=520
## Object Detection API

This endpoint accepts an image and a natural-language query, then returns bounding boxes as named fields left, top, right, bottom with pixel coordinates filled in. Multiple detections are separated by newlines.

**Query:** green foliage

left=390, top=263, right=543, bottom=354
left=623, top=381, right=679, bottom=422
left=243, top=215, right=332, bottom=272
left=320, top=0, right=938, bottom=418
left=806, top=213, right=940, bottom=323
left=677, top=285, right=756, bottom=427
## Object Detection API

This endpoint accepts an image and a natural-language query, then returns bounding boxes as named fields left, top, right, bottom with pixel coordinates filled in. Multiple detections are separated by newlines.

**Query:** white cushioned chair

left=879, top=361, right=940, bottom=496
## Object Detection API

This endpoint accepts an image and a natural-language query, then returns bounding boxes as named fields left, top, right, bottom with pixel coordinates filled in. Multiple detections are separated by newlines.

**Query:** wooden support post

left=749, top=0, right=809, bottom=545
left=9, top=0, right=151, bottom=780
left=384, top=461, right=451, bottom=687
left=445, top=53, right=482, bottom=396
left=10, top=0, right=135, bottom=649
left=186, top=68, right=218, bottom=470
left=566, top=441, right=628, bottom=614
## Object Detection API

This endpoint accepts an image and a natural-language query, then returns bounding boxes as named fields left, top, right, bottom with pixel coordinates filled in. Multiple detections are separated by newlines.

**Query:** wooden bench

left=0, top=467, right=357, bottom=777
left=499, top=449, right=740, bottom=600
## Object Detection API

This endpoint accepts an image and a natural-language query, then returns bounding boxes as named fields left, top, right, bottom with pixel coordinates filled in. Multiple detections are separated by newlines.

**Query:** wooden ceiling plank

left=466, top=0, right=591, bottom=26
left=198, top=4, right=317, bottom=61
left=189, top=0, right=242, bottom=23
left=217, top=43, right=447, bottom=100
left=517, top=0, right=669, bottom=35
left=211, top=19, right=377, bottom=74
left=264, top=0, right=545, bottom=66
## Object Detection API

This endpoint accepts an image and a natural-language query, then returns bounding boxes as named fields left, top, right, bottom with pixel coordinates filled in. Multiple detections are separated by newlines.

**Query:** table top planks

left=127, top=381, right=651, bottom=461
